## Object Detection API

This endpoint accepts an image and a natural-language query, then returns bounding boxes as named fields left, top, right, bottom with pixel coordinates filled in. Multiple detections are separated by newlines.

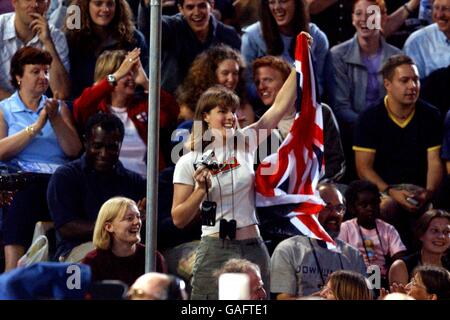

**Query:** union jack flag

left=255, top=33, right=336, bottom=250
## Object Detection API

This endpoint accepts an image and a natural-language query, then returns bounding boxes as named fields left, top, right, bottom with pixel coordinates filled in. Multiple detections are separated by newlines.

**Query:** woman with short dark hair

left=0, top=46, right=81, bottom=271
left=64, top=0, right=148, bottom=98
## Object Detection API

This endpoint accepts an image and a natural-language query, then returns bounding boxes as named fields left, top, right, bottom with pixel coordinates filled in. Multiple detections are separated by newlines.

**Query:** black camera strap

left=218, top=148, right=237, bottom=242
left=230, top=153, right=235, bottom=222
left=204, top=176, right=210, bottom=201
left=357, top=221, right=388, bottom=264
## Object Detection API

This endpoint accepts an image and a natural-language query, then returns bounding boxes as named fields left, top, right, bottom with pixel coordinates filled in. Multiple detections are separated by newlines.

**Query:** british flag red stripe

left=255, top=33, right=336, bottom=250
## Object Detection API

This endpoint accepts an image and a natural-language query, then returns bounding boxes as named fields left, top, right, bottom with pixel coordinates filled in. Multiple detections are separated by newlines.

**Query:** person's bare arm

left=355, top=150, right=417, bottom=211
left=388, top=259, right=409, bottom=286
left=355, top=150, right=389, bottom=191
left=0, top=109, right=48, bottom=161
left=426, top=147, right=444, bottom=194
left=171, top=166, right=210, bottom=229
left=276, top=293, right=298, bottom=300
left=247, top=68, right=296, bottom=144
left=46, top=99, right=82, bottom=157
left=30, top=13, right=71, bottom=99
left=383, top=0, right=420, bottom=37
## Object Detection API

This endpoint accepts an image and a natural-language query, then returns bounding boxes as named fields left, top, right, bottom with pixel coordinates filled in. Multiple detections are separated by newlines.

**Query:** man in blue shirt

left=47, top=113, right=146, bottom=260
left=404, top=0, right=450, bottom=78
left=0, top=0, right=70, bottom=100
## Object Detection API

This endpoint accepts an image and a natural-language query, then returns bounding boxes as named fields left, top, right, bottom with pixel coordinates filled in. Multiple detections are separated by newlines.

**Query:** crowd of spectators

left=0, top=0, right=449, bottom=300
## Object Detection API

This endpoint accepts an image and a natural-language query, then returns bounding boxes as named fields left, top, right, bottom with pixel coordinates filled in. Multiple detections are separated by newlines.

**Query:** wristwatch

left=383, top=185, right=394, bottom=196
left=107, top=74, right=117, bottom=87
left=403, top=4, right=413, bottom=15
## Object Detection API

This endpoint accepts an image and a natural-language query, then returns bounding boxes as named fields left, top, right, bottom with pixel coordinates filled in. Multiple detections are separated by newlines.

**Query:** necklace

left=384, top=96, right=414, bottom=121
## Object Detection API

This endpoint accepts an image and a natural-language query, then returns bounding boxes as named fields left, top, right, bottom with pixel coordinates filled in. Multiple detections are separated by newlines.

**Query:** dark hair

left=260, top=0, right=309, bottom=59
left=381, top=54, right=415, bottom=81
left=176, top=44, right=246, bottom=113
left=413, top=265, right=450, bottom=300
left=84, top=113, right=125, bottom=142
left=10, top=47, right=52, bottom=89
left=178, top=0, right=211, bottom=7
left=414, top=209, right=450, bottom=247
left=65, top=0, right=136, bottom=55
left=344, top=180, right=379, bottom=215
left=189, top=85, right=240, bottom=150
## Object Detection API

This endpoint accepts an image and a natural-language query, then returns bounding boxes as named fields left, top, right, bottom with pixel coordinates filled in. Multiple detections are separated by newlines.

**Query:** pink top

left=338, top=218, right=406, bottom=276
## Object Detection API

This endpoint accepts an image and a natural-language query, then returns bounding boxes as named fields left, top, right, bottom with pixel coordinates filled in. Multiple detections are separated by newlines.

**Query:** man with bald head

left=128, top=272, right=188, bottom=300
left=270, top=183, right=366, bottom=299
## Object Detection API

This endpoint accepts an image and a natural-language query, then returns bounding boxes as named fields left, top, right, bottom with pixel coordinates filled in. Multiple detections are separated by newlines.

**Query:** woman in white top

left=172, top=62, right=296, bottom=299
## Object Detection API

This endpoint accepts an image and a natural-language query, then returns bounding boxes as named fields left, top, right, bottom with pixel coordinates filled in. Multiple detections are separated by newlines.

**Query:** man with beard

left=338, top=180, right=407, bottom=288
left=270, top=183, right=366, bottom=299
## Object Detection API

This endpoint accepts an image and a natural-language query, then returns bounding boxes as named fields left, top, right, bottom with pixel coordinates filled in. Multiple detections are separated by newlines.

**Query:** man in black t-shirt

left=353, top=55, right=443, bottom=241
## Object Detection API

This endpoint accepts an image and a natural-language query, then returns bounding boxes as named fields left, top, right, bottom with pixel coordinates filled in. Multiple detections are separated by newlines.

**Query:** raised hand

left=29, top=13, right=51, bottom=43
left=113, top=48, right=141, bottom=81
left=134, top=58, right=149, bottom=89
left=44, top=98, right=59, bottom=121
left=34, top=107, right=48, bottom=131
left=390, top=282, right=407, bottom=294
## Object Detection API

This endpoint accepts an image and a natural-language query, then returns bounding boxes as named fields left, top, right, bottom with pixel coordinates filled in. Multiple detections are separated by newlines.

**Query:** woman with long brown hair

left=241, top=0, right=329, bottom=96
left=176, top=44, right=255, bottom=128
left=65, top=0, right=148, bottom=98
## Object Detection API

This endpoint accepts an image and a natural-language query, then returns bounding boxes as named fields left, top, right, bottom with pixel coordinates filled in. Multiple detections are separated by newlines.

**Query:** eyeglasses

left=323, top=203, right=346, bottom=215
left=407, top=277, right=427, bottom=290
